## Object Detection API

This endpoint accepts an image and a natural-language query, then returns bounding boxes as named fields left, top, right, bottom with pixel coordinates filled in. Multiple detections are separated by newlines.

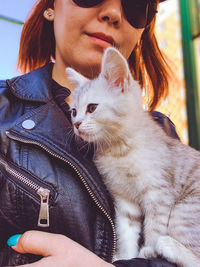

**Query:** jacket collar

left=7, top=63, right=54, bottom=102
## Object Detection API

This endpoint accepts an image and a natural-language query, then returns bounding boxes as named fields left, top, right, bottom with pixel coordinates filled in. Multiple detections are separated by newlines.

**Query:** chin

left=80, top=50, right=103, bottom=78
left=81, top=64, right=101, bottom=79
left=79, top=131, right=102, bottom=143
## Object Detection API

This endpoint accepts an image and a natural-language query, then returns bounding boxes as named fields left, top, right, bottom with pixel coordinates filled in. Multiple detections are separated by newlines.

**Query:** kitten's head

left=66, top=47, right=142, bottom=144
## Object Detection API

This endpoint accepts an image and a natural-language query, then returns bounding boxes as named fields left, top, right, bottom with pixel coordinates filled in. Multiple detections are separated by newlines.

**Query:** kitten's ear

left=101, top=47, right=131, bottom=91
left=66, top=67, right=89, bottom=88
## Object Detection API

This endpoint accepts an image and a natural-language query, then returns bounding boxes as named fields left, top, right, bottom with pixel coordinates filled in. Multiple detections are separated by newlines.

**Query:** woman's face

left=52, top=0, right=144, bottom=78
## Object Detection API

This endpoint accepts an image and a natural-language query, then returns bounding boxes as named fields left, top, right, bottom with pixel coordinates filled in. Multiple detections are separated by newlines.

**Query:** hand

left=9, top=230, right=114, bottom=267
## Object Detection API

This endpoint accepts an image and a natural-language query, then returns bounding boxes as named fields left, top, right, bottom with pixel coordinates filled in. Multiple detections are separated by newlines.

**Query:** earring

left=44, top=9, right=54, bottom=21
left=45, top=10, right=53, bottom=17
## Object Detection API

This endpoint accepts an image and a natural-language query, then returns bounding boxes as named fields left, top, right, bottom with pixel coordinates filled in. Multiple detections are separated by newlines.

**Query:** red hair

left=129, top=15, right=170, bottom=110
left=17, top=0, right=55, bottom=72
left=17, top=0, right=170, bottom=111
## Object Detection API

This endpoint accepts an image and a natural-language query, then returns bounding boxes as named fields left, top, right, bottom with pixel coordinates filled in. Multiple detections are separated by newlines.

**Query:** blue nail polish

left=7, top=234, right=22, bottom=246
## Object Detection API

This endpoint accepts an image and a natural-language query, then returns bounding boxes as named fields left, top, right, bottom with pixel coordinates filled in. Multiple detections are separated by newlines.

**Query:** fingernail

left=7, top=234, right=22, bottom=246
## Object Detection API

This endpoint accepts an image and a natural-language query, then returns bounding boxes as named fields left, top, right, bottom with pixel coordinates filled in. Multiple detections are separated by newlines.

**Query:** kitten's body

left=67, top=48, right=200, bottom=267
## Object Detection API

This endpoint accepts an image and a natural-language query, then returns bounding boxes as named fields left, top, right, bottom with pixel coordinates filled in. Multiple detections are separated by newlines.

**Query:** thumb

left=9, top=231, right=67, bottom=256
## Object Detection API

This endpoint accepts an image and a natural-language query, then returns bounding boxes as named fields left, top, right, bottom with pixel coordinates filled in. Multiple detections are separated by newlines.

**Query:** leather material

left=0, top=64, right=178, bottom=266
left=0, top=64, right=115, bottom=266
left=113, top=258, right=177, bottom=267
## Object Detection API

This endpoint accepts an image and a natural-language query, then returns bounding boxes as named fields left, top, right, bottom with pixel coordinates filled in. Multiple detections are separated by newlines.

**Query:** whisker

left=65, top=127, right=75, bottom=147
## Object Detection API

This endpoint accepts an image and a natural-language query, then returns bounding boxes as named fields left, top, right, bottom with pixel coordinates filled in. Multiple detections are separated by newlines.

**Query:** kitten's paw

left=138, top=246, right=156, bottom=258
left=155, top=236, right=176, bottom=261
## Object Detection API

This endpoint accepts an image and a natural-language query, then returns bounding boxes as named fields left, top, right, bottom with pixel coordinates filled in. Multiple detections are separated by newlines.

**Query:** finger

left=11, top=231, right=67, bottom=256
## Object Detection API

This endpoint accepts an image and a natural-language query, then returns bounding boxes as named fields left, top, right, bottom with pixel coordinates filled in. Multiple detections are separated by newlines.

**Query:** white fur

left=66, top=67, right=89, bottom=88
left=69, top=47, right=200, bottom=266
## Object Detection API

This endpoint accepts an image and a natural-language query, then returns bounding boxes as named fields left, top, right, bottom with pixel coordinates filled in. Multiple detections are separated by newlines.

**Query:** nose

left=98, top=0, right=122, bottom=27
left=74, top=121, right=81, bottom=129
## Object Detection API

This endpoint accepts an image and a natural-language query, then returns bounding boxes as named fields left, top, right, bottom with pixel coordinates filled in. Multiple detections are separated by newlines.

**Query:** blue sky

left=0, top=0, right=35, bottom=79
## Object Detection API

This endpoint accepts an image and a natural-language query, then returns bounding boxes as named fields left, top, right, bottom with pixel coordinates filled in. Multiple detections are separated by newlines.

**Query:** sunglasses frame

left=72, top=0, right=158, bottom=29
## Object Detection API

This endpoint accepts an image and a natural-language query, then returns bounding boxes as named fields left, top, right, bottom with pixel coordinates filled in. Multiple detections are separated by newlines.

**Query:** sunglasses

left=72, top=0, right=158, bottom=29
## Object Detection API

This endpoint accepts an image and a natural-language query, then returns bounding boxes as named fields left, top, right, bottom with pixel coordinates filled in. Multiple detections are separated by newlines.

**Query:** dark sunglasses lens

left=123, top=0, right=157, bottom=29
left=72, top=0, right=157, bottom=29
left=72, top=0, right=103, bottom=8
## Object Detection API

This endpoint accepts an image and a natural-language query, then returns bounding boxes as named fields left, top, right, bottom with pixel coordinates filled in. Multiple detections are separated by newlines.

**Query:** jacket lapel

left=6, top=65, right=115, bottom=219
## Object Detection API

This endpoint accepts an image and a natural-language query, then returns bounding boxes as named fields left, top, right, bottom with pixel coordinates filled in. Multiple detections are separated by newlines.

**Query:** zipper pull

left=37, top=187, right=50, bottom=227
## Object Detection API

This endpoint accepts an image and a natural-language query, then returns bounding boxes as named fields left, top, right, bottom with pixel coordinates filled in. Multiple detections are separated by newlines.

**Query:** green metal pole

left=179, top=0, right=200, bottom=149
left=0, top=15, right=23, bottom=25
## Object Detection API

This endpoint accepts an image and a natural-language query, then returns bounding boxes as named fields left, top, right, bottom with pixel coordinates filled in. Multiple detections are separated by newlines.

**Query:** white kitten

left=67, top=47, right=200, bottom=266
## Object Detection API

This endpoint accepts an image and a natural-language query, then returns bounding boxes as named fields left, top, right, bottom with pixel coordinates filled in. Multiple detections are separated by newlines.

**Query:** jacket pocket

left=0, top=153, right=55, bottom=228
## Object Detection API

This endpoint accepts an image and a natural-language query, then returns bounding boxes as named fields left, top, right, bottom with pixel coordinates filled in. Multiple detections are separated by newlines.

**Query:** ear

left=66, top=67, right=89, bottom=88
left=101, top=47, right=131, bottom=92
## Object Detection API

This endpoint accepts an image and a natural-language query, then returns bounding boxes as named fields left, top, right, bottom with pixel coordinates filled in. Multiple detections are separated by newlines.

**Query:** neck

left=52, top=62, right=73, bottom=89
left=52, top=62, right=74, bottom=105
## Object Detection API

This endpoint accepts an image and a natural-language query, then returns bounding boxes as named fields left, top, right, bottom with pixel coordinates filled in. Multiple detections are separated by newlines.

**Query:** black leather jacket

left=0, top=64, right=177, bottom=267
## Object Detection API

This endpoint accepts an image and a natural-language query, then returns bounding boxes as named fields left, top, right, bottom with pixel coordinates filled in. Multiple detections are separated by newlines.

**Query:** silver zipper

left=0, top=156, right=50, bottom=228
left=6, top=131, right=116, bottom=261
left=37, top=187, right=50, bottom=227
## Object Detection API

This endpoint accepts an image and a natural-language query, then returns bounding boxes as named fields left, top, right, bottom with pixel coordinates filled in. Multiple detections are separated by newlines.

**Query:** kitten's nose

left=74, top=121, right=81, bottom=129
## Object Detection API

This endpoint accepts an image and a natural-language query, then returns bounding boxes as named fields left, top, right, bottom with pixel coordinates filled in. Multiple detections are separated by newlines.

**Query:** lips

left=87, top=32, right=115, bottom=46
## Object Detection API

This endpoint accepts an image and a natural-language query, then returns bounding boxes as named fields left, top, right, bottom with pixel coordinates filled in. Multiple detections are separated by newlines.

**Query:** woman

left=0, top=0, right=179, bottom=266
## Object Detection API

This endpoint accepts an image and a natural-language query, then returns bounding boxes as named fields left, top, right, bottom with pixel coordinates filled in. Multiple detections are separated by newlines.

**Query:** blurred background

left=0, top=0, right=200, bottom=148
left=0, top=0, right=34, bottom=78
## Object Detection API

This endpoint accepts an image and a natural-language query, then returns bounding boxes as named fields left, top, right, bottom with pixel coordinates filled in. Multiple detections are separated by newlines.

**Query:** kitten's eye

left=87, top=104, right=98, bottom=114
left=71, top=108, right=77, bottom=117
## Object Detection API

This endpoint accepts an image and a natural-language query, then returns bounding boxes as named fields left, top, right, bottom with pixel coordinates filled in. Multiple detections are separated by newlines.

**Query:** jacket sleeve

left=113, top=258, right=177, bottom=267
